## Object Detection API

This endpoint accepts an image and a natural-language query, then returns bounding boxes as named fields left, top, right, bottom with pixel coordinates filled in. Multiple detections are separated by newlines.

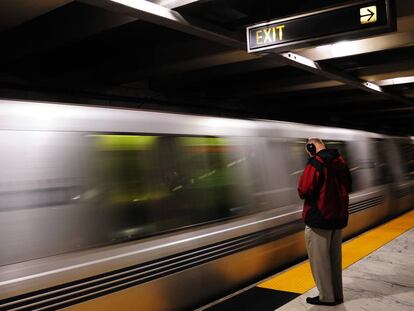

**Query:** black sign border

left=246, top=0, right=396, bottom=53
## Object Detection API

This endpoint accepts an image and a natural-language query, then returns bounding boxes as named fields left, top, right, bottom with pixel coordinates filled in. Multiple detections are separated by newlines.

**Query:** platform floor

left=201, top=209, right=414, bottom=311
left=278, top=226, right=414, bottom=311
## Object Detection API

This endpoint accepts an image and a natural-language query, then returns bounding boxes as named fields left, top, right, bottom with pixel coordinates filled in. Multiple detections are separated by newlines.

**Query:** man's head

left=306, top=138, right=326, bottom=157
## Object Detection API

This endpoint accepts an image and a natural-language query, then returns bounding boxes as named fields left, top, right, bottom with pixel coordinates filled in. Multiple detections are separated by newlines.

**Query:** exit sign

left=247, top=0, right=396, bottom=53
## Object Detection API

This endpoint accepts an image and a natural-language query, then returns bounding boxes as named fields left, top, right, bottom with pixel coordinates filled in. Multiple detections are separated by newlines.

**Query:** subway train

left=0, top=100, right=413, bottom=311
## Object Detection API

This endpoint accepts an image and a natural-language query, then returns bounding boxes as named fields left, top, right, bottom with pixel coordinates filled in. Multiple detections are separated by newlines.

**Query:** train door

left=0, top=131, right=91, bottom=266
left=360, top=138, right=399, bottom=218
left=261, top=138, right=297, bottom=211
left=394, top=139, right=414, bottom=213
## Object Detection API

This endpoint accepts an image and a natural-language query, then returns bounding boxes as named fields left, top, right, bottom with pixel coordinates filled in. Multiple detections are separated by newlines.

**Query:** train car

left=0, top=100, right=413, bottom=311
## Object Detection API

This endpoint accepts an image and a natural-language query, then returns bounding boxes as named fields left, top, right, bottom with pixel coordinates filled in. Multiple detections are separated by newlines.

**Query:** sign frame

left=246, top=0, right=396, bottom=54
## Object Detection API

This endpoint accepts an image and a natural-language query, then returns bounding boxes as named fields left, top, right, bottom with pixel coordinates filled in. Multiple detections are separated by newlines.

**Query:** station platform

left=198, top=209, right=414, bottom=311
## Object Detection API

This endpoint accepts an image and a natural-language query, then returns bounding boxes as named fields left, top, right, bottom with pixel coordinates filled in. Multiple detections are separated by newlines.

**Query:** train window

left=398, top=142, right=414, bottom=179
left=288, top=139, right=307, bottom=175
left=89, top=135, right=255, bottom=244
left=89, top=134, right=162, bottom=242
left=324, top=140, right=362, bottom=192
left=167, top=136, right=253, bottom=225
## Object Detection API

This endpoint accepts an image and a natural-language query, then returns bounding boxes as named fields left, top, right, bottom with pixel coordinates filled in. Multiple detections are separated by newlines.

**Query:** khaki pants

left=305, top=225, right=343, bottom=303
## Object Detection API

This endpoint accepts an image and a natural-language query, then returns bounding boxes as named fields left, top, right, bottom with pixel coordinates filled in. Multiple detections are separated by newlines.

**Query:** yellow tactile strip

left=258, top=209, right=414, bottom=294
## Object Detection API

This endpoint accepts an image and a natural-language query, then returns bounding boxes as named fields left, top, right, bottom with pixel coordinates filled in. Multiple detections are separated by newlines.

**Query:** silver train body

left=0, top=100, right=413, bottom=311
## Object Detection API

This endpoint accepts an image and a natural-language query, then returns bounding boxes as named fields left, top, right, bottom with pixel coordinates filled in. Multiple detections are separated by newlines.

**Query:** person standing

left=298, top=138, right=352, bottom=306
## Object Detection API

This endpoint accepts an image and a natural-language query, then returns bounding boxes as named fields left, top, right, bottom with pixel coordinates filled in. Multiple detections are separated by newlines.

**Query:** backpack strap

left=314, top=155, right=325, bottom=167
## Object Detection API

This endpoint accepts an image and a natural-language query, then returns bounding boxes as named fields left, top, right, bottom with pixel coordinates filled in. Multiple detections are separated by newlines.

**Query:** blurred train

left=0, top=100, right=413, bottom=311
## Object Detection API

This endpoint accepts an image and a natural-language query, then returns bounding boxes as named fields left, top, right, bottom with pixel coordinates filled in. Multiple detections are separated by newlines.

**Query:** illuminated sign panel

left=247, top=0, right=395, bottom=53
left=360, top=6, right=378, bottom=24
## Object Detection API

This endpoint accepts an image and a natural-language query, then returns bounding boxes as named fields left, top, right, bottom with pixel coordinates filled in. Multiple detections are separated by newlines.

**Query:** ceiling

left=1, top=0, right=414, bottom=135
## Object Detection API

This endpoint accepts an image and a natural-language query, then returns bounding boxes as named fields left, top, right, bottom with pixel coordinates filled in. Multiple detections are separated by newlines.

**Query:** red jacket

left=298, top=149, right=352, bottom=230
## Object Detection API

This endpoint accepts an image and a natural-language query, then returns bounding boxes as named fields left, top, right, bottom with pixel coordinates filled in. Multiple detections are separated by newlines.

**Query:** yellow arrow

left=360, top=5, right=377, bottom=24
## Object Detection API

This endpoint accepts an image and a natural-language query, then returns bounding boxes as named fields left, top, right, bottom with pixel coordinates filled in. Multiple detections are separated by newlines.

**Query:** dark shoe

left=335, top=298, right=344, bottom=304
left=306, top=296, right=336, bottom=306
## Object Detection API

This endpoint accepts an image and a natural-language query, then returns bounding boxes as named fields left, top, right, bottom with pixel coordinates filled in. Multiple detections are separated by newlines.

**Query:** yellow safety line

left=258, top=209, right=414, bottom=293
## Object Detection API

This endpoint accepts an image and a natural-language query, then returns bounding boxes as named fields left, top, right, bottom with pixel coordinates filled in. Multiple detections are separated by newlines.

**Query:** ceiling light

left=330, top=41, right=358, bottom=58
left=363, top=81, right=383, bottom=92
left=281, top=52, right=318, bottom=69
left=377, top=76, right=414, bottom=86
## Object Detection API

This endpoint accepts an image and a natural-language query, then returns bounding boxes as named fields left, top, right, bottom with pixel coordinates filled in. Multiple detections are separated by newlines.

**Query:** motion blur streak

left=0, top=101, right=413, bottom=311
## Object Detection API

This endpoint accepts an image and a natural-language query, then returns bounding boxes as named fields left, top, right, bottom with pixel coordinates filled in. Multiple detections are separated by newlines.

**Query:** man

left=298, top=138, right=352, bottom=306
